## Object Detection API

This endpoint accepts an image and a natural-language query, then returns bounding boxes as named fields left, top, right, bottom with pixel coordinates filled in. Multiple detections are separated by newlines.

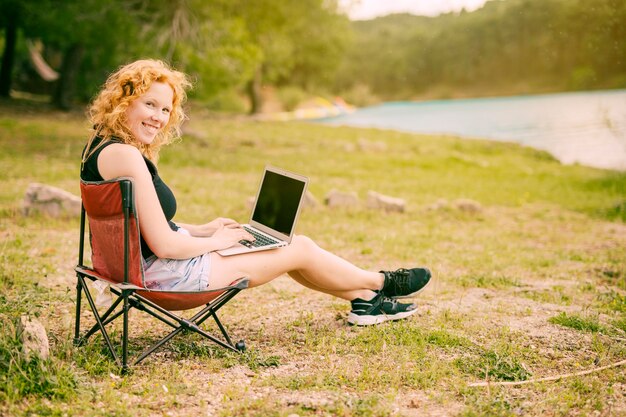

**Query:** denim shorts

left=142, top=228, right=211, bottom=292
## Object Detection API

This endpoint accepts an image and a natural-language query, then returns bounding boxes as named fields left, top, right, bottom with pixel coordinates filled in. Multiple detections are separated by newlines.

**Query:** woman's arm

left=97, top=144, right=253, bottom=259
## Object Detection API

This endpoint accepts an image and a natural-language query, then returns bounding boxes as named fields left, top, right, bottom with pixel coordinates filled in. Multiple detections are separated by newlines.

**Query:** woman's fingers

left=215, top=224, right=254, bottom=243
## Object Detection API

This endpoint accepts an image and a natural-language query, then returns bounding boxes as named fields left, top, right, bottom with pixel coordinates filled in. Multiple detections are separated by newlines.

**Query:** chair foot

left=73, top=337, right=84, bottom=347
left=235, top=340, right=246, bottom=352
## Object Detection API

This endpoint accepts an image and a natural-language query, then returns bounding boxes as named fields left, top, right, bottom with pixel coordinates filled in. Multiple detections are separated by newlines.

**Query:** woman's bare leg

left=208, top=235, right=383, bottom=299
left=287, top=270, right=377, bottom=300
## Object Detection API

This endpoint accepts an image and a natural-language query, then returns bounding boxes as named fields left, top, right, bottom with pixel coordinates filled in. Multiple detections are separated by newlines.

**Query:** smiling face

left=124, top=81, right=174, bottom=145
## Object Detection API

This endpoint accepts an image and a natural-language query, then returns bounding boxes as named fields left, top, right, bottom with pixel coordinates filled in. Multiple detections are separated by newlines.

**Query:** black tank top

left=80, top=137, right=178, bottom=259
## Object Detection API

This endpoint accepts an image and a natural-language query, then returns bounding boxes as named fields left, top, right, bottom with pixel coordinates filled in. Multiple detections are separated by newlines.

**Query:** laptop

left=217, top=165, right=309, bottom=256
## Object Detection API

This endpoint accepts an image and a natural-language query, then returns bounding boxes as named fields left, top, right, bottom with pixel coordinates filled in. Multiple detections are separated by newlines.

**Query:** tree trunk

left=52, top=43, right=84, bottom=110
left=246, top=66, right=263, bottom=115
left=0, top=17, right=18, bottom=97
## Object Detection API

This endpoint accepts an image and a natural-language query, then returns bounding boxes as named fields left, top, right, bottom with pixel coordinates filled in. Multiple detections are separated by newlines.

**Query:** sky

left=338, top=0, right=491, bottom=20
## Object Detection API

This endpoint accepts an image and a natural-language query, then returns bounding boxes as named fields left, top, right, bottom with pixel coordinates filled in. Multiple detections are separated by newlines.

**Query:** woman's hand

left=210, top=223, right=255, bottom=251
left=178, top=217, right=241, bottom=237
left=204, top=217, right=241, bottom=236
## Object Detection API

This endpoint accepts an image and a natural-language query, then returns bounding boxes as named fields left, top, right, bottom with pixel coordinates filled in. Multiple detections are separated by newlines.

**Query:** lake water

left=320, top=90, right=626, bottom=171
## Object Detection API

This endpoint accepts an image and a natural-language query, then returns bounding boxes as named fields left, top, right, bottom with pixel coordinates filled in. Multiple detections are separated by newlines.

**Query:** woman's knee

left=291, top=234, right=318, bottom=251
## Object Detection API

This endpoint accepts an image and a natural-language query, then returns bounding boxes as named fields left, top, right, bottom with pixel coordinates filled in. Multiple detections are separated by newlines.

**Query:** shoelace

left=387, top=269, right=411, bottom=292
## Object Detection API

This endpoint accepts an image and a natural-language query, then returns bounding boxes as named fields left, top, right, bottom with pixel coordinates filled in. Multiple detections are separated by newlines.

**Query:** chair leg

left=209, top=312, right=233, bottom=346
left=122, top=289, right=131, bottom=374
left=82, top=297, right=125, bottom=341
left=75, top=279, right=246, bottom=368
left=129, top=291, right=244, bottom=366
left=74, top=277, right=83, bottom=346
left=77, top=275, right=121, bottom=366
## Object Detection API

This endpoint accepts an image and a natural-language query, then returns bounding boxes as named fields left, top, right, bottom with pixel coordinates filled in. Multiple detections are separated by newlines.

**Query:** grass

left=549, top=312, right=606, bottom=333
left=0, top=99, right=625, bottom=416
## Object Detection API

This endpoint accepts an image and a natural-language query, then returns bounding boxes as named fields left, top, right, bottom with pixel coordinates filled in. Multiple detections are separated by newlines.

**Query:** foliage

left=139, top=0, right=262, bottom=100
left=0, top=0, right=351, bottom=110
left=336, top=0, right=626, bottom=99
left=0, top=0, right=144, bottom=101
left=276, top=85, right=307, bottom=111
left=3, top=0, right=625, bottom=109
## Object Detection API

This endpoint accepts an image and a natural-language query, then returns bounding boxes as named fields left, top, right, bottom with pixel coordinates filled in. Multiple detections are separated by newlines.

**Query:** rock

left=366, top=191, right=406, bottom=213
left=17, top=315, right=49, bottom=361
left=357, top=138, right=387, bottom=152
left=324, top=190, right=360, bottom=208
left=181, top=123, right=209, bottom=141
left=302, top=190, right=320, bottom=209
left=22, top=183, right=81, bottom=217
left=427, top=198, right=449, bottom=211
left=246, top=196, right=255, bottom=211
left=453, top=198, right=482, bottom=213
left=342, top=142, right=357, bottom=152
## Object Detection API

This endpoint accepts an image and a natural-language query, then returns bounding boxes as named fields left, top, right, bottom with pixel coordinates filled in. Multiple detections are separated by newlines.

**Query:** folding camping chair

left=74, top=177, right=248, bottom=372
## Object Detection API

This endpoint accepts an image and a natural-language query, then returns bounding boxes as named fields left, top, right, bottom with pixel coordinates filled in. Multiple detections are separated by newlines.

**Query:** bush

left=276, top=86, right=308, bottom=111
left=201, top=90, right=248, bottom=113
left=340, top=83, right=379, bottom=107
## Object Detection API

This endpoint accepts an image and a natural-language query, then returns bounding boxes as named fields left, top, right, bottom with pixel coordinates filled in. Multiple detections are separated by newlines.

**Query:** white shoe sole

left=347, top=307, right=418, bottom=326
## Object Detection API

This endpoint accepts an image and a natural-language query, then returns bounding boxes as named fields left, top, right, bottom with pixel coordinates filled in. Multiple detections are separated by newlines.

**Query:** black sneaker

left=348, top=293, right=418, bottom=326
left=380, top=267, right=431, bottom=298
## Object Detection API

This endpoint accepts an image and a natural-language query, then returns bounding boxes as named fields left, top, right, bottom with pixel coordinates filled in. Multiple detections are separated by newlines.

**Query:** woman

left=81, top=59, right=431, bottom=326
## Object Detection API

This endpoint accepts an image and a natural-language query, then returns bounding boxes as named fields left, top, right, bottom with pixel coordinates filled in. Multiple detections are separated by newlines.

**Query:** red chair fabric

left=80, top=179, right=243, bottom=310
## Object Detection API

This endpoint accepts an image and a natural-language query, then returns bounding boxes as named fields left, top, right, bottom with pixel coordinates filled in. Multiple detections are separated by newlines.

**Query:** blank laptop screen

left=251, top=171, right=305, bottom=235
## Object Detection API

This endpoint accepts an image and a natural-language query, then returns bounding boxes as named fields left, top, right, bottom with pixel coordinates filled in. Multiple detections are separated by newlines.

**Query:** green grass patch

left=597, top=290, right=626, bottom=313
left=0, top=317, right=79, bottom=403
left=549, top=312, right=606, bottom=333
left=454, top=349, right=532, bottom=382
left=520, top=287, right=572, bottom=306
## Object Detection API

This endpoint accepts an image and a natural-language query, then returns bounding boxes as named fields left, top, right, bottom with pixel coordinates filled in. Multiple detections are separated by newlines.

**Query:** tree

left=232, top=0, right=350, bottom=113
left=0, top=2, right=18, bottom=97
left=135, top=0, right=262, bottom=103
left=335, top=0, right=626, bottom=100
left=37, top=0, right=143, bottom=108
left=0, top=0, right=144, bottom=107
left=0, top=0, right=38, bottom=97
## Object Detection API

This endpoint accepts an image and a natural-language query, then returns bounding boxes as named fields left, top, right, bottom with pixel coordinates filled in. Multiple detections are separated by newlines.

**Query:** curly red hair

left=84, top=59, right=192, bottom=163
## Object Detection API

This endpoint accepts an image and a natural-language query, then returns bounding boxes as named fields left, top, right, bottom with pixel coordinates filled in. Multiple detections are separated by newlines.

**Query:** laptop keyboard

left=239, top=226, right=280, bottom=248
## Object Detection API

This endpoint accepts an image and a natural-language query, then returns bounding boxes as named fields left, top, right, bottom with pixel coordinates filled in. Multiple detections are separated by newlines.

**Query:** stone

left=426, top=198, right=449, bottom=211
left=246, top=196, right=255, bottom=211
left=342, top=142, right=357, bottom=152
left=22, top=183, right=81, bottom=217
left=366, top=191, right=406, bottom=213
left=17, top=315, right=49, bottom=361
left=181, top=123, right=209, bottom=141
left=324, top=189, right=360, bottom=208
left=453, top=198, right=482, bottom=213
left=302, top=190, right=319, bottom=209
left=357, top=138, right=387, bottom=152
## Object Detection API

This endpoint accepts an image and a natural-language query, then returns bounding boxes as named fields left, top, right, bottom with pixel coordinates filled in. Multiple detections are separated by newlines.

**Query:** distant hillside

left=335, top=0, right=626, bottom=102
